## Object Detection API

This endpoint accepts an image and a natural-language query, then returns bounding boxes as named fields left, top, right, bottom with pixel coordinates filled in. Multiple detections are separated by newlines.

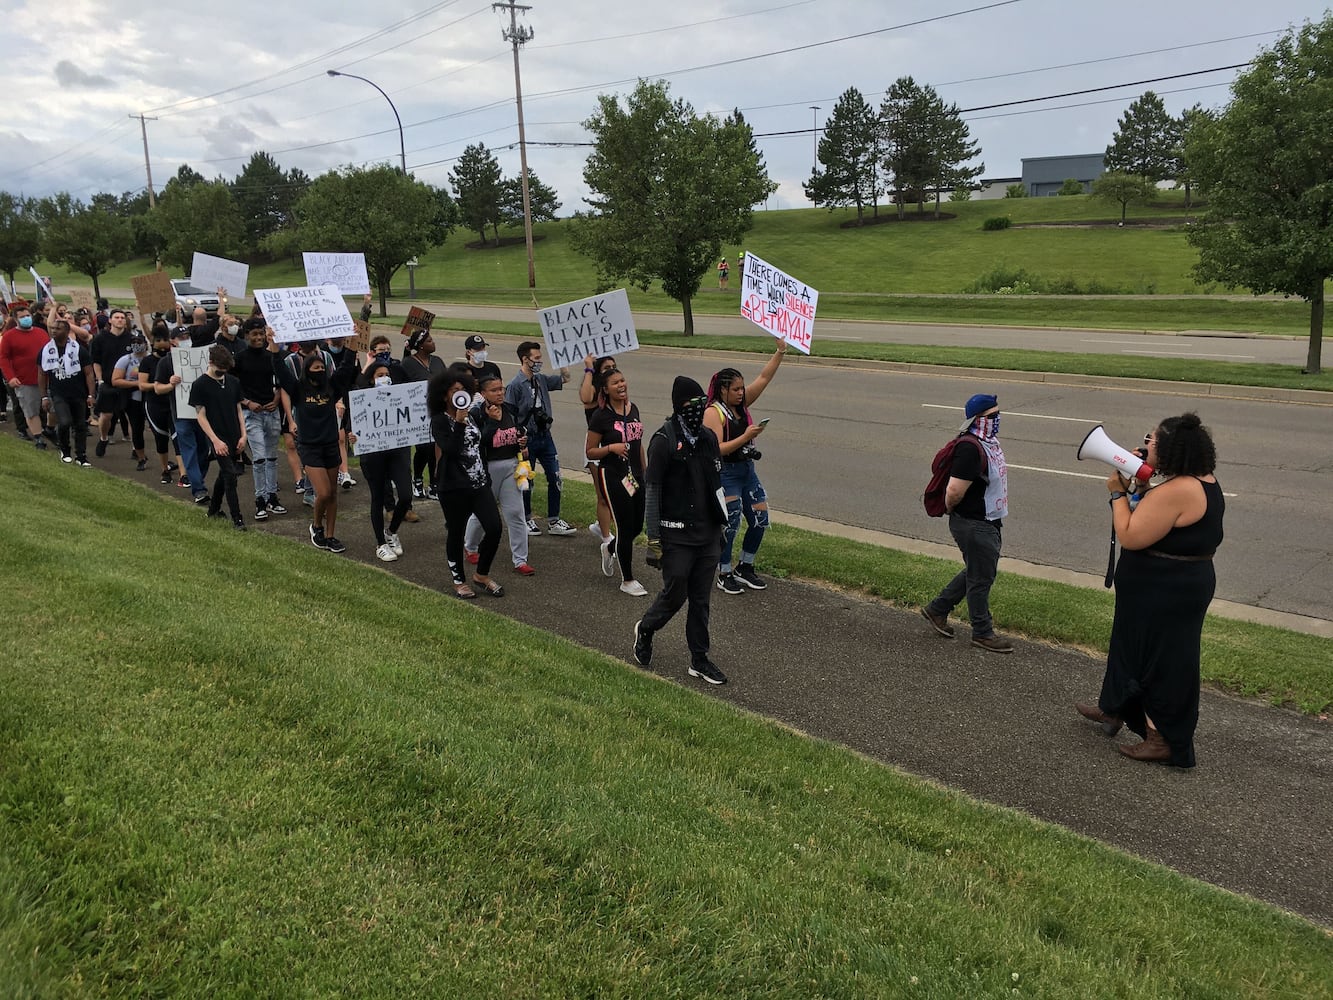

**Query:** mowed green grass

left=2, top=443, right=1332, bottom=997
left=42, top=190, right=1325, bottom=317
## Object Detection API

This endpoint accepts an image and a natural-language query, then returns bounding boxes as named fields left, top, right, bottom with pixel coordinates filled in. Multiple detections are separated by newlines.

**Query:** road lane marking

left=1123, top=349, right=1255, bottom=359
left=1007, top=463, right=1238, bottom=496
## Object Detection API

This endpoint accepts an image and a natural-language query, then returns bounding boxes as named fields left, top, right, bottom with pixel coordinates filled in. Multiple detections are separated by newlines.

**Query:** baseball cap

left=464, top=334, right=488, bottom=351
left=958, top=393, right=998, bottom=432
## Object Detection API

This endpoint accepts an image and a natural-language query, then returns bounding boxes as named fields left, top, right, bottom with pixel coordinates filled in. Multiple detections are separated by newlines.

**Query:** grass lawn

left=34, top=190, right=1329, bottom=336
left=2, top=442, right=1331, bottom=997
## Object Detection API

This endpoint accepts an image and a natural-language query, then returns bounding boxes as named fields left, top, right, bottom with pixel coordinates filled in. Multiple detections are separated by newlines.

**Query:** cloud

left=54, top=60, right=112, bottom=89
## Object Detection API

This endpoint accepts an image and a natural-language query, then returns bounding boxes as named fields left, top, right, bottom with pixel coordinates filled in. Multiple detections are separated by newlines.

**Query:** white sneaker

left=338, top=471, right=356, bottom=490
left=600, top=537, right=616, bottom=577
left=547, top=518, right=577, bottom=536
left=527, top=518, right=542, bottom=535
left=620, top=579, right=648, bottom=597
left=376, top=542, right=398, bottom=562
left=588, top=521, right=604, bottom=542
left=385, top=531, right=403, bottom=556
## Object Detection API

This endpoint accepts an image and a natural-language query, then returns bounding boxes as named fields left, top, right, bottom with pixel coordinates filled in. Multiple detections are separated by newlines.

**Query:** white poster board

left=29, top=267, right=55, bottom=303
left=536, top=288, right=638, bottom=369
left=302, top=252, right=370, bottom=296
left=739, top=252, right=818, bottom=355
left=348, top=381, right=433, bottom=454
left=172, top=345, right=211, bottom=420
left=254, top=284, right=355, bottom=344
left=191, top=252, right=249, bottom=300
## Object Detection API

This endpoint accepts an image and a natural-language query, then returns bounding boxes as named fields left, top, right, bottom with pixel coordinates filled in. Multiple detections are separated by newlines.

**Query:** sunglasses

left=1143, top=434, right=1155, bottom=445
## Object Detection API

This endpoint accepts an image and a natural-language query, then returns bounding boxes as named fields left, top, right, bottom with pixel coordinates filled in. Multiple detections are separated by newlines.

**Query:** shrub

left=982, top=216, right=1012, bottom=231
left=1004, top=184, right=1028, bottom=198
left=1057, top=178, right=1085, bottom=196
left=949, top=186, right=973, bottom=203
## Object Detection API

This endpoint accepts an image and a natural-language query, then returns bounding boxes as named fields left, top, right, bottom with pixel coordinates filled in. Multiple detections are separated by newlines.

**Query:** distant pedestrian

left=921, top=393, right=1013, bottom=653
left=633, top=376, right=730, bottom=685
left=717, top=257, right=730, bottom=289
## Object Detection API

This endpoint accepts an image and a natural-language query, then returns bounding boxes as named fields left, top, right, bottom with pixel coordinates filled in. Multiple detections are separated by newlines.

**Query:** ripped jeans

left=719, top=458, right=768, bottom=572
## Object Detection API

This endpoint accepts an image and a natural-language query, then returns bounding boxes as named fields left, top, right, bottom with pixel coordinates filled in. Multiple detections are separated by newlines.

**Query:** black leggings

left=413, top=443, right=434, bottom=486
left=361, top=448, right=413, bottom=545
left=440, top=487, right=500, bottom=583
left=597, top=462, right=646, bottom=581
left=124, top=397, right=146, bottom=451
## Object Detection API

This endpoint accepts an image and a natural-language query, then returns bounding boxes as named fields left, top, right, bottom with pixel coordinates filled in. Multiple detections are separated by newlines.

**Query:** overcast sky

left=1, top=0, right=1324, bottom=213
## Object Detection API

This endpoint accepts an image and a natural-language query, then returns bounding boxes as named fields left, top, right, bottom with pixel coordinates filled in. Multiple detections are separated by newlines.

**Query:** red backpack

left=923, top=436, right=980, bottom=517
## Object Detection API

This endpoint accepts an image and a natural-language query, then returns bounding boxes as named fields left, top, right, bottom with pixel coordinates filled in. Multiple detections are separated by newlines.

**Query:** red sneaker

left=465, top=550, right=479, bottom=565
left=513, top=562, right=535, bottom=576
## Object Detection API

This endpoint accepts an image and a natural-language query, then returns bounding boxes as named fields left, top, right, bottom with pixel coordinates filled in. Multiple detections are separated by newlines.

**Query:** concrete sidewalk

left=96, top=449, right=1333, bottom=926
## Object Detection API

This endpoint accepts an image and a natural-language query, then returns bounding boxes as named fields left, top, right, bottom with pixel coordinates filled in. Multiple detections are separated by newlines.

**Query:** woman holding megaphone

left=1075, top=413, right=1224, bottom=768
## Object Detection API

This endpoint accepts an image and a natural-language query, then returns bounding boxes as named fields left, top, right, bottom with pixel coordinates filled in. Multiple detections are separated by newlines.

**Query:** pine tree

left=1104, top=91, right=1176, bottom=182
left=803, top=87, right=882, bottom=224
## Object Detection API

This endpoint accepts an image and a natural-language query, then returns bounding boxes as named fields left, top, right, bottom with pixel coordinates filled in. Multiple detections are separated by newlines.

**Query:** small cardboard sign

left=254, top=284, right=355, bottom=344
left=350, top=319, right=372, bottom=353
left=348, top=381, right=433, bottom=455
left=399, top=306, right=435, bottom=342
left=739, top=251, right=818, bottom=355
left=70, top=289, right=96, bottom=315
left=302, top=252, right=370, bottom=296
left=131, top=271, right=177, bottom=316
left=191, top=252, right=249, bottom=300
left=172, top=345, right=211, bottom=420
left=536, top=288, right=638, bottom=368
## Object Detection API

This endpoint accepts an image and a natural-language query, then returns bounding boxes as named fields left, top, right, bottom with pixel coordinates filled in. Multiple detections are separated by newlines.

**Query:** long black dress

left=1099, top=479, right=1225, bottom=768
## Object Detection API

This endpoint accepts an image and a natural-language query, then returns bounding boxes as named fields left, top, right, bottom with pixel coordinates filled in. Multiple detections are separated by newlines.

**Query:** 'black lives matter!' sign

left=536, top=288, right=639, bottom=368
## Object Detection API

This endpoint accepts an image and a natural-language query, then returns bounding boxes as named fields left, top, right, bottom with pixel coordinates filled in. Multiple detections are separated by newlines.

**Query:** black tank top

left=715, top=402, right=749, bottom=463
left=1153, top=479, right=1225, bottom=557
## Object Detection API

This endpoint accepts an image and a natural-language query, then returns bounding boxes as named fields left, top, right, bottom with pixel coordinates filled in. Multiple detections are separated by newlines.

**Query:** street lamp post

left=326, top=70, right=413, bottom=300
left=809, top=105, right=821, bottom=172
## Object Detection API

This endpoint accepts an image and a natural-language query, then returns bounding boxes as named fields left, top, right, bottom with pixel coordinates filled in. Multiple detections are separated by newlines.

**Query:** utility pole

left=809, top=106, right=821, bottom=172
left=130, top=113, right=159, bottom=208
left=494, top=0, right=536, bottom=289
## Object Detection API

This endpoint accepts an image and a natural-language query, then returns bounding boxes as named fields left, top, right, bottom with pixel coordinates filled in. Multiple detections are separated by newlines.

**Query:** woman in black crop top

left=585, top=366, right=647, bottom=596
left=1076, top=413, right=1225, bottom=768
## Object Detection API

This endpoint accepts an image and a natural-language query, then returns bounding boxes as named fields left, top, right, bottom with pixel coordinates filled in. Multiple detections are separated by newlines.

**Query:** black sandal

left=473, top=578, right=504, bottom=598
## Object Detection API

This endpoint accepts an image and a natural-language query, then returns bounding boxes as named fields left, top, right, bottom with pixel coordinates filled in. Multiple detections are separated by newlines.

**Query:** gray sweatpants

left=465, top=457, right=528, bottom=567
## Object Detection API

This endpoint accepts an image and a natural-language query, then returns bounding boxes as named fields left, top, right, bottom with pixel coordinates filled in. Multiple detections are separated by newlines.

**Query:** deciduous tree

left=0, top=193, right=42, bottom=296
left=1092, top=171, right=1156, bottom=222
left=803, top=87, right=882, bottom=224
left=570, top=80, right=775, bottom=336
left=147, top=181, right=245, bottom=272
left=296, top=165, right=455, bottom=316
left=37, top=193, right=132, bottom=298
left=1186, top=15, right=1333, bottom=374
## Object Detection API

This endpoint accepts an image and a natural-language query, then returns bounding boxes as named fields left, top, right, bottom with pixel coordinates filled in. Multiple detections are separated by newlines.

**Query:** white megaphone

left=1077, top=425, right=1154, bottom=483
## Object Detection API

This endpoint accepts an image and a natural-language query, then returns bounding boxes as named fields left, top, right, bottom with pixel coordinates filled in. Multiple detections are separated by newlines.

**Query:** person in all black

left=401, top=328, right=446, bottom=502
left=37, top=318, right=95, bottom=465
left=429, top=366, right=502, bottom=599
left=269, top=329, right=359, bottom=553
left=91, top=307, right=134, bottom=456
left=139, top=323, right=179, bottom=485
left=585, top=365, right=647, bottom=596
left=189, top=345, right=247, bottom=530
left=633, top=376, right=730, bottom=686
left=355, top=357, right=413, bottom=563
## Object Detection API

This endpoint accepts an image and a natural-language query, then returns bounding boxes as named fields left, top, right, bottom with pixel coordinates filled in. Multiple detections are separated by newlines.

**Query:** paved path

left=93, top=447, right=1333, bottom=927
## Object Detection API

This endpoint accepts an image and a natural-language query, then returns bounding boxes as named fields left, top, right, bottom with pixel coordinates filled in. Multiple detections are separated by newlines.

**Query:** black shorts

left=97, top=385, right=124, bottom=414
left=296, top=441, right=341, bottom=470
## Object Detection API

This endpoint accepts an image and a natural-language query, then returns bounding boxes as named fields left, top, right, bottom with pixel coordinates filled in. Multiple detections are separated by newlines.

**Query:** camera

left=532, top=411, right=554, bottom=433
left=740, top=443, right=762, bottom=462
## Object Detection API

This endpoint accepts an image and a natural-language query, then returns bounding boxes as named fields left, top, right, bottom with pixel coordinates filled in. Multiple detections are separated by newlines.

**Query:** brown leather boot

left=1075, top=702, right=1123, bottom=737
left=1118, top=727, right=1171, bottom=763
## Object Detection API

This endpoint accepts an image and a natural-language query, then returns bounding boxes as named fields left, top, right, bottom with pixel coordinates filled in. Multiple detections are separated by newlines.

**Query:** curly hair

left=1153, top=412, right=1216, bottom=477
left=426, top=367, right=476, bottom=415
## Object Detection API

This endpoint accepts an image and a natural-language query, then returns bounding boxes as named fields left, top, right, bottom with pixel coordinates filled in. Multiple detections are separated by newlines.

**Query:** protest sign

left=70, top=289, right=96, bottom=315
left=172, top=345, right=211, bottom=420
left=254, top=284, right=355, bottom=344
left=191, top=252, right=249, bottom=300
left=29, top=267, right=55, bottom=304
left=350, top=319, right=372, bottom=353
left=739, top=252, right=818, bottom=355
left=302, top=252, right=370, bottom=296
left=399, top=306, right=435, bottom=341
left=347, top=381, right=432, bottom=455
left=536, top=288, right=638, bottom=369
left=131, top=271, right=177, bottom=316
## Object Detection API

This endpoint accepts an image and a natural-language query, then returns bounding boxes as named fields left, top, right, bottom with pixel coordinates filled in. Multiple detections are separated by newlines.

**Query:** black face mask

left=307, top=371, right=327, bottom=388
left=677, top=396, right=707, bottom=437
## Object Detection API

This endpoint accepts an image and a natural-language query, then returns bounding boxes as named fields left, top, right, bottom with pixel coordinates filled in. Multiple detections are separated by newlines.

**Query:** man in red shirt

left=0, top=303, right=52, bottom=449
